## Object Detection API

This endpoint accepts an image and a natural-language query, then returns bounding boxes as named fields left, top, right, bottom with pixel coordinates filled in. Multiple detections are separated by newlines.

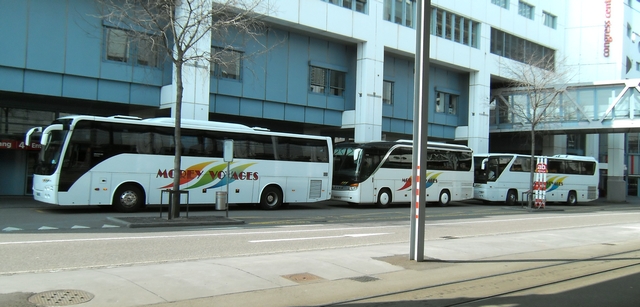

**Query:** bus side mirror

left=25, top=127, right=42, bottom=145
left=481, top=158, right=488, bottom=170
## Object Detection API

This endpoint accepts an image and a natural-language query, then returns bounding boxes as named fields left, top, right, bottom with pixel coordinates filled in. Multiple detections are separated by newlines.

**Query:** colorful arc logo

left=546, top=176, right=568, bottom=192
left=158, top=160, right=258, bottom=190
left=397, top=172, right=443, bottom=191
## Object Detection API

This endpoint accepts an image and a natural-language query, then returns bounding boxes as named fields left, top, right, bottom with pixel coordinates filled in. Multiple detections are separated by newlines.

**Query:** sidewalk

left=1, top=197, right=639, bottom=307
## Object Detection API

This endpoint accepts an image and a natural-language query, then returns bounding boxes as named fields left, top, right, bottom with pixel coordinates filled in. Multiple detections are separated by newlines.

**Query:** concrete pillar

left=353, top=41, right=384, bottom=142
left=466, top=71, right=490, bottom=154
left=607, top=133, right=626, bottom=202
left=160, top=0, right=211, bottom=121
left=585, top=134, right=599, bottom=158
left=542, top=135, right=567, bottom=155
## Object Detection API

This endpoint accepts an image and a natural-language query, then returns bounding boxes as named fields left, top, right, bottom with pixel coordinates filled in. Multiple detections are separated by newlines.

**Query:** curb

left=106, top=216, right=245, bottom=228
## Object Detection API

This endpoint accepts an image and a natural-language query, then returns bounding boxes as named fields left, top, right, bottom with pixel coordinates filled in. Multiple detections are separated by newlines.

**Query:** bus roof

left=56, top=115, right=330, bottom=141
left=335, top=140, right=472, bottom=152
left=474, top=153, right=597, bottom=162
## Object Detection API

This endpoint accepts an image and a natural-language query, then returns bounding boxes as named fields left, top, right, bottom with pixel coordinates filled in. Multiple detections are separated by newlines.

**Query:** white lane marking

left=71, top=225, right=91, bottom=229
left=2, top=227, right=23, bottom=232
left=102, top=224, right=120, bottom=228
left=249, top=233, right=390, bottom=243
left=38, top=226, right=58, bottom=230
left=427, top=211, right=640, bottom=226
left=0, top=225, right=403, bottom=245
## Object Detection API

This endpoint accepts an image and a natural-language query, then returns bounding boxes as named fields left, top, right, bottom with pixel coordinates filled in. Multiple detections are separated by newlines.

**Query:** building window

left=105, top=27, right=160, bottom=67
left=431, top=7, right=480, bottom=48
left=384, top=0, right=416, bottom=28
left=211, top=47, right=242, bottom=80
left=383, top=81, right=394, bottom=105
left=490, top=28, right=555, bottom=70
left=326, top=0, right=367, bottom=13
left=629, top=134, right=639, bottom=154
left=435, top=91, right=458, bottom=115
left=518, top=1, right=534, bottom=19
left=491, top=0, right=509, bottom=9
left=310, top=66, right=346, bottom=97
left=542, top=11, right=557, bottom=29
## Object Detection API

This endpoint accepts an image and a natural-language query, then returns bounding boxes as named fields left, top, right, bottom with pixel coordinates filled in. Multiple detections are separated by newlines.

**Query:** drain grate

left=350, top=276, right=379, bottom=283
left=281, top=272, right=323, bottom=283
left=28, top=290, right=94, bottom=306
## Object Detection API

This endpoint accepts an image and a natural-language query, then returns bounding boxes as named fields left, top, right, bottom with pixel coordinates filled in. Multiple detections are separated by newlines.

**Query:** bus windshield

left=36, top=129, right=68, bottom=176
left=333, top=146, right=378, bottom=183
left=487, top=156, right=513, bottom=181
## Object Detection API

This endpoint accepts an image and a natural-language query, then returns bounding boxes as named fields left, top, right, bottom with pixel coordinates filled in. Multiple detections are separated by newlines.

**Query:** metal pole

left=226, top=161, right=230, bottom=218
left=410, top=0, right=430, bottom=261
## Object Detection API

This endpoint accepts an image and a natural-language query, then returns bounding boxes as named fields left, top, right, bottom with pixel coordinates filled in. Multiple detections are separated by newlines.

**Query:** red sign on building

left=0, top=140, right=41, bottom=150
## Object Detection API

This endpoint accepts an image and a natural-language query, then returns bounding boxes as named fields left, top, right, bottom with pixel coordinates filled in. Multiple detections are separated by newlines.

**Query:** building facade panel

left=0, top=67, right=24, bottom=92
left=239, top=98, right=263, bottom=118
left=65, top=0, right=103, bottom=78
left=24, top=71, right=63, bottom=96
left=62, top=75, right=99, bottom=101
left=0, top=1, right=28, bottom=68
left=96, top=79, right=130, bottom=103
left=26, top=1, right=67, bottom=74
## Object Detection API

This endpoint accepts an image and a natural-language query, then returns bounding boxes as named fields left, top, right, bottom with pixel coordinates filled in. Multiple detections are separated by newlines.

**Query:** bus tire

left=438, top=190, right=451, bottom=207
left=376, top=189, right=392, bottom=208
left=113, top=184, right=144, bottom=213
left=260, top=186, right=283, bottom=210
left=567, top=191, right=578, bottom=205
left=506, top=190, right=518, bottom=206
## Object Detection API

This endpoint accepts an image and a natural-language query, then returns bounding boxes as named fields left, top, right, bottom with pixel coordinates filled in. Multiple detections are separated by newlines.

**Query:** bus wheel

left=376, top=189, right=392, bottom=208
left=567, top=191, right=578, bottom=205
left=260, top=186, right=283, bottom=210
left=438, top=190, right=451, bottom=207
left=505, top=190, right=518, bottom=206
left=113, top=184, right=144, bottom=213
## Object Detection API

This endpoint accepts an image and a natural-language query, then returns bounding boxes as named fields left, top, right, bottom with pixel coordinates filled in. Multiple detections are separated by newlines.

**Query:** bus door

left=381, top=146, right=412, bottom=204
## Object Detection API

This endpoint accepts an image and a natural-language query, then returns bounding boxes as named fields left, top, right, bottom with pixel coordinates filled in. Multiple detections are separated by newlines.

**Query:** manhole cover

left=28, top=290, right=94, bottom=306
left=281, top=272, right=323, bottom=283
left=441, top=236, right=460, bottom=240
left=350, top=276, right=379, bottom=283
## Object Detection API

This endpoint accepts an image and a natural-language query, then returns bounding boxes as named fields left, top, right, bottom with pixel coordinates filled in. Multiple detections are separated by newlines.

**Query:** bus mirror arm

left=25, top=127, right=42, bottom=146
left=481, top=158, right=488, bottom=170
left=39, top=124, right=64, bottom=146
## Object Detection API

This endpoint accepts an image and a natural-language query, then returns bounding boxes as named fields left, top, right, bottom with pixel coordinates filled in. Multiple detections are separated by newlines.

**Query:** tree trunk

left=528, top=127, right=536, bottom=208
left=170, top=61, right=184, bottom=219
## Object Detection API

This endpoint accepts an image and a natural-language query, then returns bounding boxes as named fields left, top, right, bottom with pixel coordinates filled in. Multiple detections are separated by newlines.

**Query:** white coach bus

left=25, top=115, right=332, bottom=212
left=473, top=153, right=599, bottom=205
left=331, top=140, right=474, bottom=207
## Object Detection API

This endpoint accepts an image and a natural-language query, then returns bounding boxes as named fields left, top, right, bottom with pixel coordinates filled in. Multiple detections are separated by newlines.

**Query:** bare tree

left=95, top=0, right=272, bottom=217
left=496, top=53, right=572, bottom=207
